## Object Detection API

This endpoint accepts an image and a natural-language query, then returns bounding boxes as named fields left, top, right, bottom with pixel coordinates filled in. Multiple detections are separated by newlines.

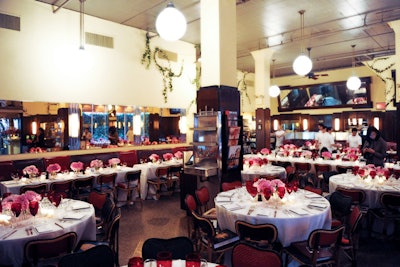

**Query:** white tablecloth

left=244, top=154, right=364, bottom=174
left=122, top=259, right=218, bottom=267
left=0, top=199, right=96, bottom=267
left=133, top=160, right=183, bottom=200
left=215, top=187, right=331, bottom=247
left=241, top=165, right=286, bottom=182
left=329, top=173, right=400, bottom=208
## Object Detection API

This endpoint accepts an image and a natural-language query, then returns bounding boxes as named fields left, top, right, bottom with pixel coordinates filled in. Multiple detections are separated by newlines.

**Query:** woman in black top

left=362, top=126, right=387, bottom=167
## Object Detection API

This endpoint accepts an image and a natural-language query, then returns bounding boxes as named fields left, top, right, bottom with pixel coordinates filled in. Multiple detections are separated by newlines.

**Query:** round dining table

left=241, top=164, right=286, bottom=182
left=215, top=187, right=331, bottom=247
left=0, top=199, right=96, bottom=267
left=329, top=173, right=400, bottom=208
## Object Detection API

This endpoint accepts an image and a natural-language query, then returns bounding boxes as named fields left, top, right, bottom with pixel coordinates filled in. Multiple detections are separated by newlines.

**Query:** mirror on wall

left=0, top=100, right=186, bottom=156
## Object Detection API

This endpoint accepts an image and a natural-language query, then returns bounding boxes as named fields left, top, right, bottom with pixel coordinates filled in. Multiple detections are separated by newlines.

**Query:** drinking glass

left=156, top=251, right=172, bottom=267
left=185, top=252, right=207, bottom=267
left=128, top=257, right=144, bottom=267
left=29, top=200, right=39, bottom=225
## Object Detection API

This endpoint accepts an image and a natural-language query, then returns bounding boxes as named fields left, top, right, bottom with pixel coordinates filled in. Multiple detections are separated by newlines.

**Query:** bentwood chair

left=314, top=163, right=330, bottom=190
left=72, top=176, right=95, bottom=201
left=88, top=191, right=107, bottom=219
left=142, top=236, right=194, bottom=261
left=185, top=194, right=198, bottom=240
left=147, top=166, right=170, bottom=200
left=341, top=206, right=363, bottom=267
left=20, top=183, right=47, bottom=195
left=50, top=180, right=73, bottom=198
left=195, top=186, right=217, bottom=220
left=95, top=173, right=117, bottom=198
left=221, top=180, right=242, bottom=192
left=58, top=244, right=114, bottom=267
left=191, top=211, right=239, bottom=263
left=117, top=170, right=142, bottom=208
left=232, top=243, right=282, bottom=267
left=235, top=220, right=282, bottom=252
left=284, top=226, right=345, bottom=267
left=24, top=232, right=77, bottom=267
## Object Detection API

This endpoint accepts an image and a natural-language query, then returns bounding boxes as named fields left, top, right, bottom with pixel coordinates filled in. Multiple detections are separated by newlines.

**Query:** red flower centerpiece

left=260, top=148, right=270, bottom=155
left=174, top=151, right=183, bottom=159
left=321, top=151, right=332, bottom=160
left=1, top=191, right=42, bottom=220
left=163, top=153, right=174, bottom=161
left=252, top=178, right=286, bottom=202
left=149, top=154, right=160, bottom=163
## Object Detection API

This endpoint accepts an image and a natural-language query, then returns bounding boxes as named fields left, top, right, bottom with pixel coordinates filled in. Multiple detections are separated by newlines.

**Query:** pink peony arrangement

left=108, top=158, right=121, bottom=166
left=260, top=148, right=270, bottom=155
left=174, top=151, right=183, bottom=159
left=321, top=151, right=332, bottom=159
left=90, top=159, right=103, bottom=169
left=149, top=154, right=160, bottom=163
left=302, top=150, right=312, bottom=158
left=70, top=161, right=84, bottom=172
left=29, top=147, right=45, bottom=153
left=23, top=165, right=39, bottom=176
left=253, top=178, right=286, bottom=200
left=163, top=153, right=174, bottom=161
left=1, top=191, right=42, bottom=212
left=46, top=163, right=61, bottom=174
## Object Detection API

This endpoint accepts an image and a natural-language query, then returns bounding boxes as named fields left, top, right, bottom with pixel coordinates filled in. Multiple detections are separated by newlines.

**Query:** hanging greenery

left=237, top=71, right=251, bottom=104
left=140, top=33, right=184, bottom=103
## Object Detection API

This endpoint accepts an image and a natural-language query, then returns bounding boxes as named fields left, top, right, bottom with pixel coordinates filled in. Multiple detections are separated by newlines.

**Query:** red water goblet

left=277, top=186, right=286, bottom=199
left=11, top=202, right=22, bottom=217
left=352, top=166, right=359, bottom=175
left=263, top=188, right=272, bottom=200
left=185, top=252, right=206, bottom=267
left=156, top=251, right=172, bottom=267
left=29, top=201, right=39, bottom=217
left=369, top=170, right=376, bottom=179
left=245, top=180, right=257, bottom=197
left=128, top=257, right=144, bottom=267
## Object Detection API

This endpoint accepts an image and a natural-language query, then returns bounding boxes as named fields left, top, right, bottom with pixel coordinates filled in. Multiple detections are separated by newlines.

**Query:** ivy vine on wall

left=141, top=33, right=184, bottom=103
left=237, top=71, right=251, bottom=104
left=365, top=57, right=395, bottom=106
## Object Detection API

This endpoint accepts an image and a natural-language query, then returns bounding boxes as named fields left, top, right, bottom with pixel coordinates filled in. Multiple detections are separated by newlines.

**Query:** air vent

left=85, top=32, right=114, bottom=48
left=157, top=49, right=178, bottom=62
left=0, top=13, right=20, bottom=31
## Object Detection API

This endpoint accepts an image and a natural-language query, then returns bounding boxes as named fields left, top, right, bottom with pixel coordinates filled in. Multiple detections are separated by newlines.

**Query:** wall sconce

left=358, top=118, right=363, bottom=126
left=179, top=115, right=187, bottom=134
left=334, top=118, right=340, bottom=131
left=133, top=114, right=141, bottom=136
left=373, top=117, right=380, bottom=130
left=273, top=119, right=279, bottom=131
left=302, top=119, right=308, bottom=131
left=352, top=118, right=357, bottom=126
left=31, top=121, right=37, bottom=135
left=68, top=113, right=80, bottom=138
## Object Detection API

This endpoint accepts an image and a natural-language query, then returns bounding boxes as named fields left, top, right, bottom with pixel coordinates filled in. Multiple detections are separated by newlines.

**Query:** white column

left=250, top=48, right=275, bottom=108
left=200, top=0, right=237, bottom=88
left=389, top=20, right=400, bottom=103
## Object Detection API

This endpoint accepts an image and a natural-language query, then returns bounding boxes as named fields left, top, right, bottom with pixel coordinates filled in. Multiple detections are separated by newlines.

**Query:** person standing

left=274, top=125, right=286, bottom=149
left=347, top=127, right=362, bottom=149
left=33, top=127, right=45, bottom=148
left=362, top=126, right=387, bottom=167
left=126, top=126, right=134, bottom=144
left=315, top=124, right=334, bottom=152
left=82, top=127, right=92, bottom=142
left=108, top=126, right=119, bottom=145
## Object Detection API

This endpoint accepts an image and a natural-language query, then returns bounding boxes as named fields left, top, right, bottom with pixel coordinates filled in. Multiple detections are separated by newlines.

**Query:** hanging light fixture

left=269, top=59, right=281, bottom=97
left=292, top=10, right=313, bottom=76
left=156, top=1, right=187, bottom=41
left=347, top=44, right=361, bottom=90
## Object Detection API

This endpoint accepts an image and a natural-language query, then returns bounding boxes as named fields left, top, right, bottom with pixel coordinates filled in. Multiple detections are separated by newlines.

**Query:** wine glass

left=29, top=201, right=39, bottom=225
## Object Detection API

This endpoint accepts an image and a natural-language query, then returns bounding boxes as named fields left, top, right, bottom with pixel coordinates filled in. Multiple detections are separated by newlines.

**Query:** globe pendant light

left=156, top=1, right=187, bottom=41
left=347, top=44, right=361, bottom=90
left=292, top=10, right=312, bottom=76
left=269, top=59, right=280, bottom=97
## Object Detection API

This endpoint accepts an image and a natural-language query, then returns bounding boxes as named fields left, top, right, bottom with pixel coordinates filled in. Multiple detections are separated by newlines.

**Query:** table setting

left=215, top=178, right=331, bottom=247
left=241, top=156, right=287, bottom=182
left=0, top=189, right=96, bottom=266
left=329, top=164, right=400, bottom=208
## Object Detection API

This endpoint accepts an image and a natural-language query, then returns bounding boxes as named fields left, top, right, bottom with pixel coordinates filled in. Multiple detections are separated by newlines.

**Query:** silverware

left=2, top=229, right=17, bottom=239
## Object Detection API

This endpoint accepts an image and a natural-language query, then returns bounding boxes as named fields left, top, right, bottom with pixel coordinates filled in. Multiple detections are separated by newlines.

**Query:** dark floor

left=118, top=193, right=400, bottom=267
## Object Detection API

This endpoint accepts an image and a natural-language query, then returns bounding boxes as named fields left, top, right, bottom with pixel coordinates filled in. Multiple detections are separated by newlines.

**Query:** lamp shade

left=156, top=2, right=187, bottom=41
left=269, top=85, right=281, bottom=97
left=346, top=75, right=361, bottom=91
left=292, top=54, right=312, bottom=76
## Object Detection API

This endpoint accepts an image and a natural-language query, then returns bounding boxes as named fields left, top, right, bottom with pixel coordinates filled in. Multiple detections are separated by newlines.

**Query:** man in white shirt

left=347, top=127, right=362, bottom=149
left=274, top=125, right=286, bottom=149
left=315, top=124, right=334, bottom=152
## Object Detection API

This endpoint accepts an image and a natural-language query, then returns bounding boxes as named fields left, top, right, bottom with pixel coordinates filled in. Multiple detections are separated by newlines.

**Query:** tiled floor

left=118, top=193, right=400, bottom=267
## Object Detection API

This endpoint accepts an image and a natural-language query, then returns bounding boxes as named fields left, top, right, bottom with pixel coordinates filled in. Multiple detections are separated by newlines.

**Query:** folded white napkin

left=219, top=191, right=235, bottom=197
left=289, top=208, right=309, bottom=216
left=71, top=202, right=91, bottom=210
left=222, top=203, right=243, bottom=211
left=35, top=224, right=58, bottom=233
left=215, top=196, right=231, bottom=203
left=63, top=213, right=85, bottom=220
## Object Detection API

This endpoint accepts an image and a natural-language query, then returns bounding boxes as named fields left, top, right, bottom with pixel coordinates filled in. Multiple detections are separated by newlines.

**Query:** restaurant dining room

left=1, top=0, right=400, bottom=266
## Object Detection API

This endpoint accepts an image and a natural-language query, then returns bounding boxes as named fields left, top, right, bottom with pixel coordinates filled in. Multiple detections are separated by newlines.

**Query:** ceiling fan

left=304, top=48, right=329, bottom=80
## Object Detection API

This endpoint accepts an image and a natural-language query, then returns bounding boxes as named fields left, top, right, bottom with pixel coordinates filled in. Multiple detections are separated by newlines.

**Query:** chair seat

left=286, top=241, right=334, bottom=264
left=203, top=207, right=217, bottom=220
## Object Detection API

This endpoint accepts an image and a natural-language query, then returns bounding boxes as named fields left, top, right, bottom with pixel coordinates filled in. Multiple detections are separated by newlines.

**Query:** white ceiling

left=37, top=0, right=400, bottom=77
